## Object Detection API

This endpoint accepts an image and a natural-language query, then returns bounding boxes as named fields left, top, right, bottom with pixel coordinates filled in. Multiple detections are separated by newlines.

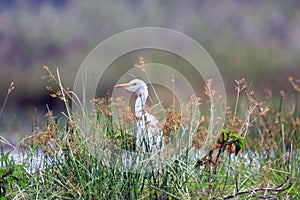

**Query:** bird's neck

left=134, top=88, right=148, bottom=118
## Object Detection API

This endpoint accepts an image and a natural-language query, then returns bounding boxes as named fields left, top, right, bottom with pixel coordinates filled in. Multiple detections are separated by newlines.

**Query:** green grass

left=0, top=72, right=299, bottom=199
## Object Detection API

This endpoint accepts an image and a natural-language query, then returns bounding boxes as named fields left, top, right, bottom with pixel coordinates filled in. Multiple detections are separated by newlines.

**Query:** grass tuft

left=0, top=67, right=299, bottom=199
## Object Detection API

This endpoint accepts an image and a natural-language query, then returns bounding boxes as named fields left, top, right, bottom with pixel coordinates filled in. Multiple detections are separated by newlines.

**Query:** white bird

left=115, top=79, right=164, bottom=153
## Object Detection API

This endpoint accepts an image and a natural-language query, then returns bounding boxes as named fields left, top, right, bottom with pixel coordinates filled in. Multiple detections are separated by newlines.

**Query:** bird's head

left=114, top=79, right=147, bottom=93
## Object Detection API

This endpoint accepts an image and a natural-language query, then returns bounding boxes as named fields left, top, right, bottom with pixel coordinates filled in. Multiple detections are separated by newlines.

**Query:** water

left=1, top=144, right=51, bottom=173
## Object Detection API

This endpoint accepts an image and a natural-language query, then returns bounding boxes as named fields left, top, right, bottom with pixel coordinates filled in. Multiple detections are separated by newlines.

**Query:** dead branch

left=221, top=176, right=291, bottom=199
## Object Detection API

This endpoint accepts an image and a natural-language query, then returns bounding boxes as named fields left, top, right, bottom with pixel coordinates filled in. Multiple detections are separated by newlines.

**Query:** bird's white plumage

left=115, top=79, right=163, bottom=153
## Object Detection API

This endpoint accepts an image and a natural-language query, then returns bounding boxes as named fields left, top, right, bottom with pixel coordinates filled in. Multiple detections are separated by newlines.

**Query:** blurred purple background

left=1, top=0, right=300, bottom=143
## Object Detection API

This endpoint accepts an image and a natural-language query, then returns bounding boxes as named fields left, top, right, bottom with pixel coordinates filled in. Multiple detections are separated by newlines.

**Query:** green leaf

left=0, top=152, right=10, bottom=162
left=230, top=133, right=239, bottom=140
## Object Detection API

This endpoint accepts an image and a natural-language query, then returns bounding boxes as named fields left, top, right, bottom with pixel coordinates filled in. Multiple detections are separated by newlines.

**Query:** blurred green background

left=1, top=0, right=300, bottom=142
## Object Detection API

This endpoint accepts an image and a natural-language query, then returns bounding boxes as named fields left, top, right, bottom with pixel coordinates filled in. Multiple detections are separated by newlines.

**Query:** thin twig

left=222, top=176, right=291, bottom=199
left=0, top=82, right=14, bottom=120
left=250, top=93, right=271, bottom=134
left=235, top=174, right=239, bottom=193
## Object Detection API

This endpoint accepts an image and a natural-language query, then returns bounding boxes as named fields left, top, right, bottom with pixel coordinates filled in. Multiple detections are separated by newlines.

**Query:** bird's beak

left=114, top=82, right=135, bottom=88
